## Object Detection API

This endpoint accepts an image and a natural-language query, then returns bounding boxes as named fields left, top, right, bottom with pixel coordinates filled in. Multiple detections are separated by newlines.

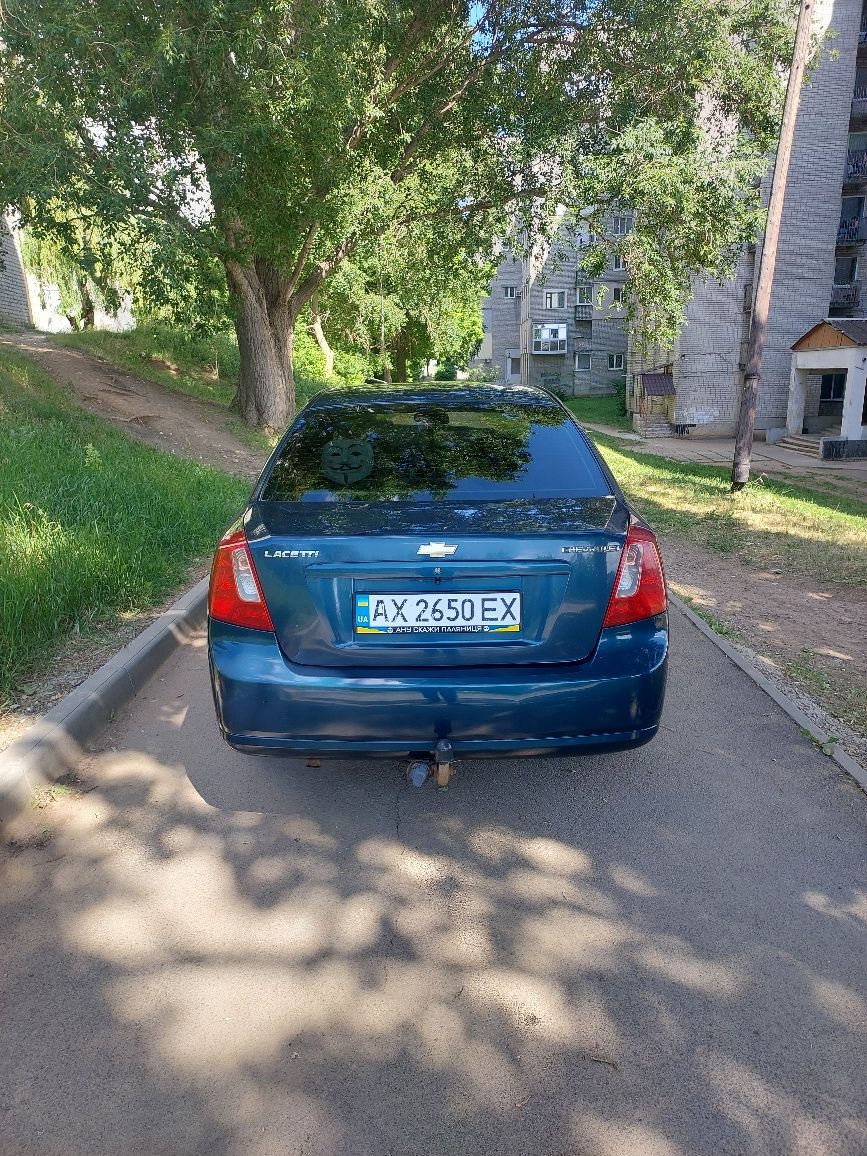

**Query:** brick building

left=0, top=215, right=33, bottom=327
left=629, top=0, right=867, bottom=453
left=475, top=220, right=629, bottom=396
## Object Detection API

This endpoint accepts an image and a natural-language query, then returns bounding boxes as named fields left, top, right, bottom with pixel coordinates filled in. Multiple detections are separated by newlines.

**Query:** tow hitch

left=407, top=738, right=456, bottom=790
left=434, top=738, right=455, bottom=788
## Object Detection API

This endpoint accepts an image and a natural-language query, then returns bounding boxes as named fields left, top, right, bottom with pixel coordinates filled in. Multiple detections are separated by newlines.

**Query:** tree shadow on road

left=1, top=627, right=866, bottom=1156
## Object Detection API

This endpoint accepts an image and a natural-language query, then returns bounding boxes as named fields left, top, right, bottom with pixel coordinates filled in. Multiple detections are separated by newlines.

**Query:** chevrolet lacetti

left=207, top=384, right=668, bottom=781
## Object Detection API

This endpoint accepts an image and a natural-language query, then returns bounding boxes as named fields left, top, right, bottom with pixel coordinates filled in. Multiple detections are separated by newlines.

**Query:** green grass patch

left=786, top=652, right=867, bottom=738
left=0, top=345, right=248, bottom=702
left=57, top=323, right=240, bottom=406
left=590, top=433, right=867, bottom=588
left=566, top=393, right=634, bottom=432
left=678, top=596, right=744, bottom=641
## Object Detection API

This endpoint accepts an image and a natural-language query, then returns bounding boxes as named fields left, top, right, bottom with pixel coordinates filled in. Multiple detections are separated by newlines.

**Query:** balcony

left=845, top=149, right=867, bottom=181
left=837, top=216, right=867, bottom=244
left=852, top=81, right=867, bottom=119
left=830, top=283, right=859, bottom=308
left=575, top=304, right=593, bottom=321
left=860, top=16, right=867, bottom=43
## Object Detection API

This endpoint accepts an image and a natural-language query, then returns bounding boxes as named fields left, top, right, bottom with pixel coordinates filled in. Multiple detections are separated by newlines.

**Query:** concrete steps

left=776, top=434, right=823, bottom=458
left=634, top=417, right=673, bottom=439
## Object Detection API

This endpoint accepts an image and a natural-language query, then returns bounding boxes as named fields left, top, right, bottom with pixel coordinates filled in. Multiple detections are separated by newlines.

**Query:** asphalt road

left=1, top=605, right=865, bottom=1156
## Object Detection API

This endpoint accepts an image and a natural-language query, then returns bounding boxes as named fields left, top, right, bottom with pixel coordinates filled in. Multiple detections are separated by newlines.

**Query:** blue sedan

left=207, top=384, right=668, bottom=778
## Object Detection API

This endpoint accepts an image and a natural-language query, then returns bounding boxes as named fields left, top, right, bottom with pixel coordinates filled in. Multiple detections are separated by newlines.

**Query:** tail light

left=602, top=522, right=667, bottom=628
left=208, top=527, right=274, bottom=632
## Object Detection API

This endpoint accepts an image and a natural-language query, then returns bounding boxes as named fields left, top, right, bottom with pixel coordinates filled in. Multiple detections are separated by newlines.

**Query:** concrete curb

left=671, top=593, right=867, bottom=793
left=0, top=577, right=209, bottom=826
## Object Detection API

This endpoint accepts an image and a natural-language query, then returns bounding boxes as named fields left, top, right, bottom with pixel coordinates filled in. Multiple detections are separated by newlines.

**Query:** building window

left=608, top=353, right=625, bottom=370
left=544, top=290, right=567, bottom=309
left=611, top=286, right=624, bottom=305
left=574, top=353, right=591, bottom=372
left=820, top=373, right=846, bottom=401
left=613, top=254, right=627, bottom=271
left=503, top=285, right=517, bottom=299
left=532, top=323, right=567, bottom=354
left=611, top=215, right=632, bottom=235
left=576, top=285, right=592, bottom=305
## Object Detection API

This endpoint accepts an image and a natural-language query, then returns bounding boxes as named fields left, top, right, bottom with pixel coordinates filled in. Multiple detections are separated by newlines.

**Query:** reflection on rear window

left=260, top=398, right=608, bottom=502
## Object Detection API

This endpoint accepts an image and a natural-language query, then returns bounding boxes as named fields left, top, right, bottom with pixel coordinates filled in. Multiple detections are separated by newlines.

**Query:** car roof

left=303, top=383, right=562, bottom=412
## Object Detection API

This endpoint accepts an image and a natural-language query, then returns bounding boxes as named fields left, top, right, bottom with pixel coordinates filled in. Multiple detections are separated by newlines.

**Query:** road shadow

left=1, top=614, right=866, bottom=1156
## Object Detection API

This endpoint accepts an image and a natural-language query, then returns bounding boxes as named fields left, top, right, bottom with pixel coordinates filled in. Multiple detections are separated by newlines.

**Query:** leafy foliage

left=0, top=0, right=795, bottom=425
left=316, top=226, right=491, bottom=379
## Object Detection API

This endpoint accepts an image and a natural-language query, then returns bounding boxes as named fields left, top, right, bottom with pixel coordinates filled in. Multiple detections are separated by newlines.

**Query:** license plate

left=355, top=592, right=521, bottom=634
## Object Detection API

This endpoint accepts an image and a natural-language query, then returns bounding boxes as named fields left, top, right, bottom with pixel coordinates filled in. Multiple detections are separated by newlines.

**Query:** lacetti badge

left=264, top=549, right=320, bottom=558
left=417, top=542, right=458, bottom=558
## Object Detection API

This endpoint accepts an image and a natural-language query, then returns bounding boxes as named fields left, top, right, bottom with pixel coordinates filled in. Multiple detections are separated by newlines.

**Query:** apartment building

left=475, top=220, right=629, bottom=396
left=0, top=216, right=33, bottom=327
left=629, top=0, right=867, bottom=454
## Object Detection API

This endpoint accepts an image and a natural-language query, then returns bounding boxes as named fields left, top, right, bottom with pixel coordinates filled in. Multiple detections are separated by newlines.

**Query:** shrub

left=433, top=359, right=458, bottom=380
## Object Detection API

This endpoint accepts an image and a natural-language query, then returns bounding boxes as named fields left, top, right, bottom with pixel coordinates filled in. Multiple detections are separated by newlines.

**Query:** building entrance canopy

left=788, top=320, right=867, bottom=451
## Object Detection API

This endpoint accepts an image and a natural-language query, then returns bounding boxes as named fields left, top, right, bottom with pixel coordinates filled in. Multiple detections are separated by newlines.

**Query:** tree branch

left=285, top=220, right=319, bottom=297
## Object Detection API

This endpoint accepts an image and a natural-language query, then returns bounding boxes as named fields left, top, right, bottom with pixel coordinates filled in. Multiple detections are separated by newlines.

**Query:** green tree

left=1, top=0, right=793, bottom=429
left=17, top=207, right=127, bottom=330
left=315, top=223, right=490, bottom=382
left=20, top=208, right=233, bottom=335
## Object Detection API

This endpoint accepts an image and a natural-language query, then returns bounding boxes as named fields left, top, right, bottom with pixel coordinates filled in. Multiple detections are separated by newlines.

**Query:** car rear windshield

left=260, top=399, right=609, bottom=503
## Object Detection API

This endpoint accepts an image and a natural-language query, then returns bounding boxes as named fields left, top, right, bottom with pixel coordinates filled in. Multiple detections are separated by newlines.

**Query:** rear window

left=260, top=400, right=609, bottom=503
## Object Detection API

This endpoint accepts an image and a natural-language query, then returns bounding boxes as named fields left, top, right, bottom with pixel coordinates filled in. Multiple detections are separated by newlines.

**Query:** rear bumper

left=208, top=614, right=668, bottom=759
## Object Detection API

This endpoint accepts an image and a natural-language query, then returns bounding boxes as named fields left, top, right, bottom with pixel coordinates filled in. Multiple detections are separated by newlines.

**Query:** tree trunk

left=78, top=277, right=95, bottom=330
left=224, top=231, right=352, bottom=428
left=228, top=260, right=299, bottom=431
left=310, top=291, right=335, bottom=378
left=392, top=329, right=409, bottom=383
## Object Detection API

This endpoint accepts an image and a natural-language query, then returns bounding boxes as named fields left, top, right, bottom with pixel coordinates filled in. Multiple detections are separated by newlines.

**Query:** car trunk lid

left=246, top=497, right=626, bottom=668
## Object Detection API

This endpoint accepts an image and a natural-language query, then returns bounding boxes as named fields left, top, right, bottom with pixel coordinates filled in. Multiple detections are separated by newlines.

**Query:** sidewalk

left=582, top=421, right=867, bottom=489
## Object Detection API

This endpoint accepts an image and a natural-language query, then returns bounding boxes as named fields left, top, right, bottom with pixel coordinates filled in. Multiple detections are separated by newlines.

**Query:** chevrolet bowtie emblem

left=417, top=542, right=458, bottom=558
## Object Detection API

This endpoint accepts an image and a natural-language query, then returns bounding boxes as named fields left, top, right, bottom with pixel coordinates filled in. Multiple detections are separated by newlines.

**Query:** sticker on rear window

left=321, top=439, right=374, bottom=484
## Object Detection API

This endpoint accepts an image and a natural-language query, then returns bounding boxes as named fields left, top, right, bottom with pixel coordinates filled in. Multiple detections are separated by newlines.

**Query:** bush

left=613, top=377, right=628, bottom=417
left=433, top=359, right=458, bottom=380
left=465, top=364, right=502, bottom=382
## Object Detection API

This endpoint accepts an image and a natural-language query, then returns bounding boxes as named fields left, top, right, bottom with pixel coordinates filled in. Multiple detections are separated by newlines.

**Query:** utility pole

left=730, top=0, right=814, bottom=491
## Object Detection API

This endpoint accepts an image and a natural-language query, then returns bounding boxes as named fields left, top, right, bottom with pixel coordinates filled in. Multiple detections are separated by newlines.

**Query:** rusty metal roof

left=641, top=373, right=676, bottom=397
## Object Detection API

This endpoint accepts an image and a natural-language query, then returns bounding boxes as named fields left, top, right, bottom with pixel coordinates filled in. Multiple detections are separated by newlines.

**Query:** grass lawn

left=591, top=432, right=867, bottom=589
left=0, top=345, right=248, bottom=703
left=57, top=323, right=240, bottom=406
left=591, top=434, right=867, bottom=743
left=566, top=393, right=634, bottom=432
left=57, top=322, right=332, bottom=411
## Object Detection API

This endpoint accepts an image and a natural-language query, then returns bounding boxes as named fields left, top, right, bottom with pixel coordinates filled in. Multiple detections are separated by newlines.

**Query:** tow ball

left=433, top=738, right=455, bottom=789
left=407, top=738, right=456, bottom=789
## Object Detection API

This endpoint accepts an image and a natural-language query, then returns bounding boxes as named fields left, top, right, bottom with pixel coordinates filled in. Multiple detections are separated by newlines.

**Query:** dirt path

left=1, top=330, right=264, bottom=479
left=663, top=538, right=867, bottom=765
